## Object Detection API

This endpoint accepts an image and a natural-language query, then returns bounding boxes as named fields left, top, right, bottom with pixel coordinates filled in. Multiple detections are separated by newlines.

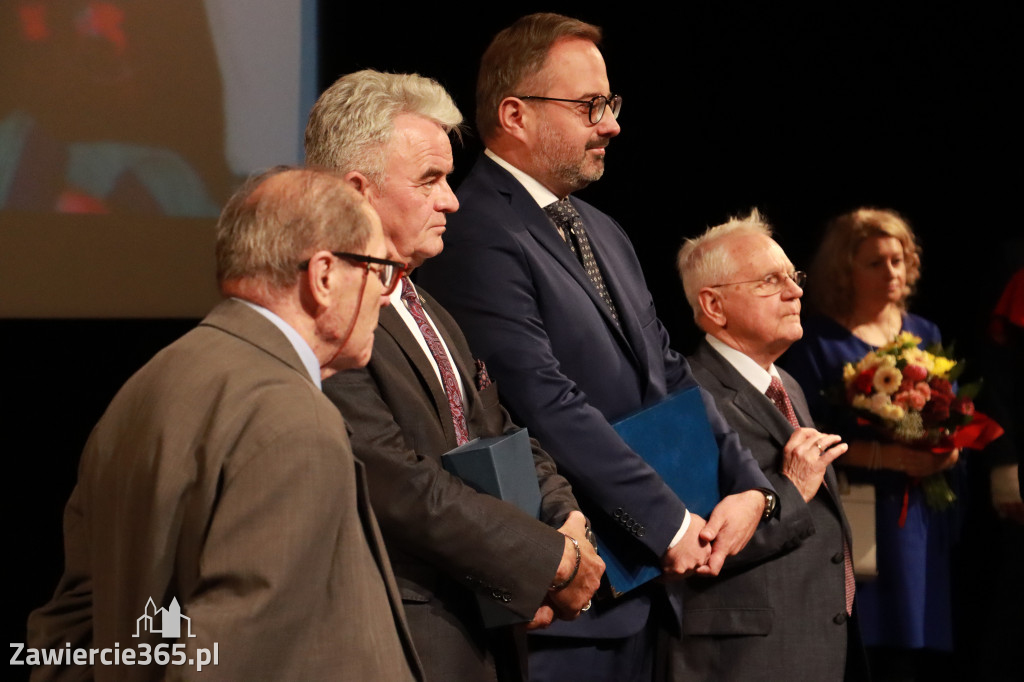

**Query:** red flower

left=922, top=393, right=952, bottom=424
left=853, top=368, right=877, bottom=394
left=902, top=364, right=928, bottom=382
left=951, top=397, right=975, bottom=416
left=929, top=377, right=954, bottom=398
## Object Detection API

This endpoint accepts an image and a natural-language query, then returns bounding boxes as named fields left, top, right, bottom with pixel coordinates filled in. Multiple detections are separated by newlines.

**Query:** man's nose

left=596, top=109, right=621, bottom=138
left=437, top=179, right=459, bottom=213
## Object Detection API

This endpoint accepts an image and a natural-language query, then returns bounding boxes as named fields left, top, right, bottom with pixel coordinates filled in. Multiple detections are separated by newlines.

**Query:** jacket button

left=492, top=589, right=502, bottom=599
left=833, top=612, right=848, bottom=624
left=502, top=592, right=512, bottom=603
left=832, top=552, right=844, bottom=564
left=613, top=508, right=623, bottom=519
left=637, top=526, right=645, bottom=537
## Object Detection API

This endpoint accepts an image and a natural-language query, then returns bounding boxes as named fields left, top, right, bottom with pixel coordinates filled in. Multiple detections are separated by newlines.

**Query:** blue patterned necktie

left=544, top=198, right=620, bottom=327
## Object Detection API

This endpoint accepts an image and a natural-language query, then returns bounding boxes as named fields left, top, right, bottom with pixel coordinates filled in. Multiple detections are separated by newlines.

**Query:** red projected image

left=1, top=0, right=233, bottom=216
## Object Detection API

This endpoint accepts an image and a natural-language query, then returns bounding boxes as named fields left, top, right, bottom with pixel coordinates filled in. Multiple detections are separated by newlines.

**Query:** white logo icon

left=133, top=597, right=196, bottom=639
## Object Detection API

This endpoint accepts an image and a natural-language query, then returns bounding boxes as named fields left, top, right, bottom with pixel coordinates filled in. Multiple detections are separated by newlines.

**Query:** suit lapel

left=695, top=341, right=794, bottom=450
left=698, top=342, right=850, bottom=535
left=481, top=157, right=640, bottom=367
left=417, top=289, right=480, bottom=416
left=378, top=304, right=458, bottom=444
left=782, top=370, right=847, bottom=521
left=577, top=200, right=651, bottom=381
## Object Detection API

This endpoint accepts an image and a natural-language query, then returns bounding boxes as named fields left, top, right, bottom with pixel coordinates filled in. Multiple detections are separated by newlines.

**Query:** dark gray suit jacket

left=673, top=340, right=863, bottom=681
left=323, top=289, right=578, bottom=682
left=28, top=299, right=421, bottom=681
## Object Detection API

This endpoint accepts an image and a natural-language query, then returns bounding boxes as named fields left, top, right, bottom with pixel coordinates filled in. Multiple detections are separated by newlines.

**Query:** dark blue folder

left=600, top=386, right=721, bottom=595
left=442, top=428, right=540, bottom=626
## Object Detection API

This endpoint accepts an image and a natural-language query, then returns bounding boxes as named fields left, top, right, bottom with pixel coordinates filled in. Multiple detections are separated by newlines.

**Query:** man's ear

left=698, top=287, right=727, bottom=328
left=302, top=250, right=336, bottom=310
left=344, top=171, right=373, bottom=198
left=497, top=96, right=530, bottom=143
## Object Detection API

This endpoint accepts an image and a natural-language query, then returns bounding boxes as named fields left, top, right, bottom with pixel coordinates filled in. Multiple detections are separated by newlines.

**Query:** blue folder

left=599, top=386, right=721, bottom=595
left=442, top=428, right=540, bottom=626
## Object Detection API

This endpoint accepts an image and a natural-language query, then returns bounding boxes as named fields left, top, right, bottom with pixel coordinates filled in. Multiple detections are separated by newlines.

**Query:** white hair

left=305, top=69, right=462, bottom=184
left=677, top=209, right=773, bottom=318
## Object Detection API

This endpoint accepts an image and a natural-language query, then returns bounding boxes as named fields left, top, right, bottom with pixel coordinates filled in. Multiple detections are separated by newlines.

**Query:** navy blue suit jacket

left=418, top=155, right=770, bottom=638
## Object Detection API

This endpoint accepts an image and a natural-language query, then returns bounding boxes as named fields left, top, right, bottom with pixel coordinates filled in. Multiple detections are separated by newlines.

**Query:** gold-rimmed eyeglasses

left=709, top=271, right=806, bottom=297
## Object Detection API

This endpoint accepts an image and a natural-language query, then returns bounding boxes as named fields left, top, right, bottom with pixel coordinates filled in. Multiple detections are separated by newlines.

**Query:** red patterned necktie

left=766, top=375, right=855, bottom=615
left=766, top=376, right=799, bottom=428
left=400, top=278, right=469, bottom=445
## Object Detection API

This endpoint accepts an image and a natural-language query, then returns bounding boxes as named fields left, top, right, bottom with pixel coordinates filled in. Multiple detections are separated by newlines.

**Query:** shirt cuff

left=667, top=510, right=691, bottom=549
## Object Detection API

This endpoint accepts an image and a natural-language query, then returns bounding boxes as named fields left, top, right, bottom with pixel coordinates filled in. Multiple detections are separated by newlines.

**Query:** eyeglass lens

left=590, top=95, right=622, bottom=124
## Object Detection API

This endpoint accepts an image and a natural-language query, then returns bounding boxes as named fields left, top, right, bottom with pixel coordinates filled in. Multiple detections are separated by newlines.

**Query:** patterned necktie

left=766, top=376, right=799, bottom=428
left=766, top=374, right=855, bottom=615
left=544, top=198, right=620, bottom=327
left=400, top=278, right=469, bottom=445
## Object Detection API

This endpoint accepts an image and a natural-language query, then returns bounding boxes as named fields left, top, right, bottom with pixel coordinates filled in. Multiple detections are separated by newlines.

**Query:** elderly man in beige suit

left=26, top=167, right=423, bottom=681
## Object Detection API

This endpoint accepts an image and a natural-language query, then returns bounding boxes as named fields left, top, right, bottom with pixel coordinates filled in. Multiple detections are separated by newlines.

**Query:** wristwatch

left=757, top=488, right=777, bottom=522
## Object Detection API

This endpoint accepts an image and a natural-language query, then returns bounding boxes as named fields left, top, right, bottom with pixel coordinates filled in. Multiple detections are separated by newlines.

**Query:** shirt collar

left=235, top=298, right=322, bottom=388
left=705, top=334, right=781, bottom=394
left=485, top=148, right=560, bottom=208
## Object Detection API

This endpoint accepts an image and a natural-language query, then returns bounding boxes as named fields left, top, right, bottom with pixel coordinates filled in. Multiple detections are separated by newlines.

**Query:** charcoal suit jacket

left=323, top=289, right=578, bottom=682
left=672, top=339, right=867, bottom=681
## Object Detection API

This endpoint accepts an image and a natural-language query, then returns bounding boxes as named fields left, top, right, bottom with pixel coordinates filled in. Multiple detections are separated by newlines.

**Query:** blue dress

left=780, top=313, right=957, bottom=651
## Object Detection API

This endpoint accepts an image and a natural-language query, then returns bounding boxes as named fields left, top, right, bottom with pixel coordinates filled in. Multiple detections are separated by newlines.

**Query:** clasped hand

left=662, top=488, right=765, bottom=578
left=528, top=511, right=604, bottom=630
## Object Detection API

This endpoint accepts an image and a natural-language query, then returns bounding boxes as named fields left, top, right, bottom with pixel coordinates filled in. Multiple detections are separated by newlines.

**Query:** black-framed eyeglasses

left=299, top=251, right=408, bottom=295
left=514, top=94, right=622, bottom=125
left=709, top=271, right=807, bottom=297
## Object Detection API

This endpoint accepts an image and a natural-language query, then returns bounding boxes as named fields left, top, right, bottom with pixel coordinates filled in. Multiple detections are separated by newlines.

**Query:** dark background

left=7, top=1, right=1019, bottom=677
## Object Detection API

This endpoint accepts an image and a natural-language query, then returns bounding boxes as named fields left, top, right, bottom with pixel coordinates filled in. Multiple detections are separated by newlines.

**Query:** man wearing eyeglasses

left=27, top=167, right=422, bottom=681
left=675, top=211, right=868, bottom=681
left=416, top=13, right=773, bottom=682
left=304, top=70, right=604, bottom=682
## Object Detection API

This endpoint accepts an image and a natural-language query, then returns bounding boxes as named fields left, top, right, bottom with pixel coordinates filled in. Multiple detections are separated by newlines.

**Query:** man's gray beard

left=537, top=123, right=606, bottom=194
left=555, top=156, right=604, bottom=194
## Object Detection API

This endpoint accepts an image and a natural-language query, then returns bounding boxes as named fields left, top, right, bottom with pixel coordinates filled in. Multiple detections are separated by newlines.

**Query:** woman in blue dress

left=781, top=208, right=960, bottom=679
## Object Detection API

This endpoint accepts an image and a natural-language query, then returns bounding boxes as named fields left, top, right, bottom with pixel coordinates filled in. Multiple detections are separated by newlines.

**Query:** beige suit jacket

left=27, top=299, right=422, bottom=681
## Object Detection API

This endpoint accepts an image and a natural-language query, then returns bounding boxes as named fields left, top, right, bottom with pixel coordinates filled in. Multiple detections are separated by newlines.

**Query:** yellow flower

left=852, top=394, right=873, bottom=411
left=931, top=356, right=957, bottom=378
left=881, top=403, right=906, bottom=421
left=843, top=363, right=858, bottom=383
left=894, top=331, right=922, bottom=348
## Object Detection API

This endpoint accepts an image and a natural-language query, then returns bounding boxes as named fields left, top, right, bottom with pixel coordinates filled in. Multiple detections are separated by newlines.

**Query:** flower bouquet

left=842, top=332, right=1002, bottom=510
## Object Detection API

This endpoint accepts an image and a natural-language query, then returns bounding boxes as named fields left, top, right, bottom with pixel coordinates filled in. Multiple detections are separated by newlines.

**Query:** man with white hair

left=674, top=210, right=867, bottom=680
left=306, top=70, right=603, bottom=682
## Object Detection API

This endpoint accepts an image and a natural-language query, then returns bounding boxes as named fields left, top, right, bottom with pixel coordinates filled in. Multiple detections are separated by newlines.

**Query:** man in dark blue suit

left=417, top=13, right=772, bottom=681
